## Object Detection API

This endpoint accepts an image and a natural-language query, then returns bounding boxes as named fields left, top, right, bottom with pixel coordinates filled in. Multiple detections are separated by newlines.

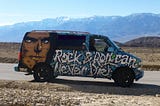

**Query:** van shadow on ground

left=46, top=78, right=160, bottom=96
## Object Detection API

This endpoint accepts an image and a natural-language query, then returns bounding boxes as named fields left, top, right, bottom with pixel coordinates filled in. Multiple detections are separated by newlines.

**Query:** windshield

left=106, top=37, right=122, bottom=51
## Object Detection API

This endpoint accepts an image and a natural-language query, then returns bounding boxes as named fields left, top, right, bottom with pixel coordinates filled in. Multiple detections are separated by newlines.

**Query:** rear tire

left=112, top=67, right=135, bottom=87
left=33, top=63, right=54, bottom=82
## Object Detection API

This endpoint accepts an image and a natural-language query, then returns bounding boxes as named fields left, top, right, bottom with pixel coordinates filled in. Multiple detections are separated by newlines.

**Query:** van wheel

left=33, top=64, right=53, bottom=82
left=112, top=67, right=135, bottom=87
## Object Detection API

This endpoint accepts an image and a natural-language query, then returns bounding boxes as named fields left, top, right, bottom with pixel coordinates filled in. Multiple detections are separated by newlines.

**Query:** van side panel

left=52, top=50, right=140, bottom=78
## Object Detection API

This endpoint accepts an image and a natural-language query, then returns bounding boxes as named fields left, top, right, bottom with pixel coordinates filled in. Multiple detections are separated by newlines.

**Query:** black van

left=15, top=30, right=144, bottom=87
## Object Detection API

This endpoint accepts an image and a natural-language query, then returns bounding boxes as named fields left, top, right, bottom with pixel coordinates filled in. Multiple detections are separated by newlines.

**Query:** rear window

left=56, top=34, right=86, bottom=50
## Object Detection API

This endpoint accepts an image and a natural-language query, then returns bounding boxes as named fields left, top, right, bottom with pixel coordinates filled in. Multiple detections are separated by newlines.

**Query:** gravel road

left=0, top=63, right=160, bottom=106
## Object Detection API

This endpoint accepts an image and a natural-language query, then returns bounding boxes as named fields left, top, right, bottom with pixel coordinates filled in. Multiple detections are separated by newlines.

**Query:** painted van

left=15, top=30, right=144, bottom=87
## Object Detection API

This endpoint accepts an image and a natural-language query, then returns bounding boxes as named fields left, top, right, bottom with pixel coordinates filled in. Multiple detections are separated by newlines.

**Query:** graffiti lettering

left=53, top=50, right=138, bottom=77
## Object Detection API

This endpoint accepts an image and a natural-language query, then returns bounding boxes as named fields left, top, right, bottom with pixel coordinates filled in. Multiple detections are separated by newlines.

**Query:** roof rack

left=31, top=30, right=90, bottom=34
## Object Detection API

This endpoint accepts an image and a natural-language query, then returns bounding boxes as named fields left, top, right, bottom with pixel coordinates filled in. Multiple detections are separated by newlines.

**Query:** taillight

left=18, top=51, right=22, bottom=61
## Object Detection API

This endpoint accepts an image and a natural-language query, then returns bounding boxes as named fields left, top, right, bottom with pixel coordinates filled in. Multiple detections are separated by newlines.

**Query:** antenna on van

left=31, top=30, right=90, bottom=34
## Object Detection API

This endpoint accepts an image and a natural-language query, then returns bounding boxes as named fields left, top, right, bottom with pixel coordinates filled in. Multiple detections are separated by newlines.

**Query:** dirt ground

left=123, top=47, right=160, bottom=71
left=0, top=80, right=160, bottom=106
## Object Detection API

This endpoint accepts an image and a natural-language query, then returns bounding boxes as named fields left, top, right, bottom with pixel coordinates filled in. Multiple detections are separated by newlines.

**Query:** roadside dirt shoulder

left=0, top=80, right=160, bottom=106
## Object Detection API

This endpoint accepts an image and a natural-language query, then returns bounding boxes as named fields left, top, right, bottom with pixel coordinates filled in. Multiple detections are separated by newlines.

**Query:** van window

left=94, top=38, right=109, bottom=52
left=56, top=34, right=86, bottom=50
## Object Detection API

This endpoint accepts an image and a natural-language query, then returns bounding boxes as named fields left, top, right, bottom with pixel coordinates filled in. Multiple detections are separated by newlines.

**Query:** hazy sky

left=0, top=0, right=160, bottom=26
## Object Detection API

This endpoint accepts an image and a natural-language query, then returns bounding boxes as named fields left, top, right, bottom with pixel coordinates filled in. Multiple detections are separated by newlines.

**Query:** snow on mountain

left=0, top=13, right=160, bottom=42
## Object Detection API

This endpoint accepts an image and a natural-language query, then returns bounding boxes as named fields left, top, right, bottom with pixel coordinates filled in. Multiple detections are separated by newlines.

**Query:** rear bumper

left=135, top=69, right=144, bottom=81
left=14, top=65, right=30, bottom=72
left=14, top=66, right=19, bottom=72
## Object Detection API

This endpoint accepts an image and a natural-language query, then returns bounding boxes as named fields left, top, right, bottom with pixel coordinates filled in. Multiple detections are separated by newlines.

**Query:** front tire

left=112, top=67, right=135, bottom=87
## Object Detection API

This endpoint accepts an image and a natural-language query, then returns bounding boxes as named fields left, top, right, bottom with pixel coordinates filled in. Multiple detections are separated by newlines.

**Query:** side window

left=89, top=38, right=110, bottom=52
left=95, top=39, right=107, bottom=52
left=56, top=34, right=86, bottom=50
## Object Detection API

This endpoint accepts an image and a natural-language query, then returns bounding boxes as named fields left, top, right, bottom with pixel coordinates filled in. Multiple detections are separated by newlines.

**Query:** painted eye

left=44, top=40, right=49, bottom=44
left=25, top=39, right=32, bottom=43
left=25, top=37, right=37, bottom=43
left=42, top=38, right=49, bottom=44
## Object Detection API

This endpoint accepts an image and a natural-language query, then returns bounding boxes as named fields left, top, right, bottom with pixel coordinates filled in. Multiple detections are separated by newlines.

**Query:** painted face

left=22, top=32, right=50, bottom=69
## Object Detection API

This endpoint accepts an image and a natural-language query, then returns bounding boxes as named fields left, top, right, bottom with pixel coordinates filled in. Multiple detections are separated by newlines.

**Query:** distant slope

left=0, top=42, right=20, bottom=50
left=124, top=36, right=160, bottom=47
left=114, top=41, right=125, bottom=47
left=0, top=13, right=160, bottom=42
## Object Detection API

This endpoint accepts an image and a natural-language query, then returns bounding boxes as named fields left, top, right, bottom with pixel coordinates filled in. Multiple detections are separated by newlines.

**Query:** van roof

left=30, top=30, right=109, bottom=39
left=31, top=30, right=90, bottom=35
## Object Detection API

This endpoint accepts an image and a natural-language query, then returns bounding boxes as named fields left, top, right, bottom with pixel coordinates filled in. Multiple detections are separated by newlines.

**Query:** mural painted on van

left=22, top=32, right=51, bottom=69
left=53, top=50, right=139, bottom=78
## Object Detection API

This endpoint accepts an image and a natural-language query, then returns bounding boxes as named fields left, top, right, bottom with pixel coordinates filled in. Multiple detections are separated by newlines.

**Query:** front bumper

left=135, top=69, right=144, bottom=81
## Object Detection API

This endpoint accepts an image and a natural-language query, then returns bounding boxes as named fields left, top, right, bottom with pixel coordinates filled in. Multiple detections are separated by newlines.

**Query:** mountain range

left=0, top=13, right=160, bottom=42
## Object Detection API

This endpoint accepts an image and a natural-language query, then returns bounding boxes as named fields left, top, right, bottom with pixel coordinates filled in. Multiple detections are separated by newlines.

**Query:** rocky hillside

left=124, top=36, right=160, bottom=47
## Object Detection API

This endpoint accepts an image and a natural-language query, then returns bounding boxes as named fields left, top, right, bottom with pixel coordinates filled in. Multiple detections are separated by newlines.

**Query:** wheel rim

left=122, top=71, right=133, bottom=86
left=113, top=68, right=134, bottom=87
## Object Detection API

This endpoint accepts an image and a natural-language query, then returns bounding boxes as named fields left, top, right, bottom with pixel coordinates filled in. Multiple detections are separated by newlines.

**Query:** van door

left=88, top=36, right=112, bottom=78
left=53, top=34, right=87, bottom=76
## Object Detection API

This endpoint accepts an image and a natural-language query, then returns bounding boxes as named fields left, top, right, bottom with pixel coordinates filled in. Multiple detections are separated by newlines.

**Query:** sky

left=0, top=0, right=160, bottom=26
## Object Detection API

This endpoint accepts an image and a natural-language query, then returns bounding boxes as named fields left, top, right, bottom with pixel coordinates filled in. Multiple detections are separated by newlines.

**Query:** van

left=15, top=30, right=144, bottom=87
